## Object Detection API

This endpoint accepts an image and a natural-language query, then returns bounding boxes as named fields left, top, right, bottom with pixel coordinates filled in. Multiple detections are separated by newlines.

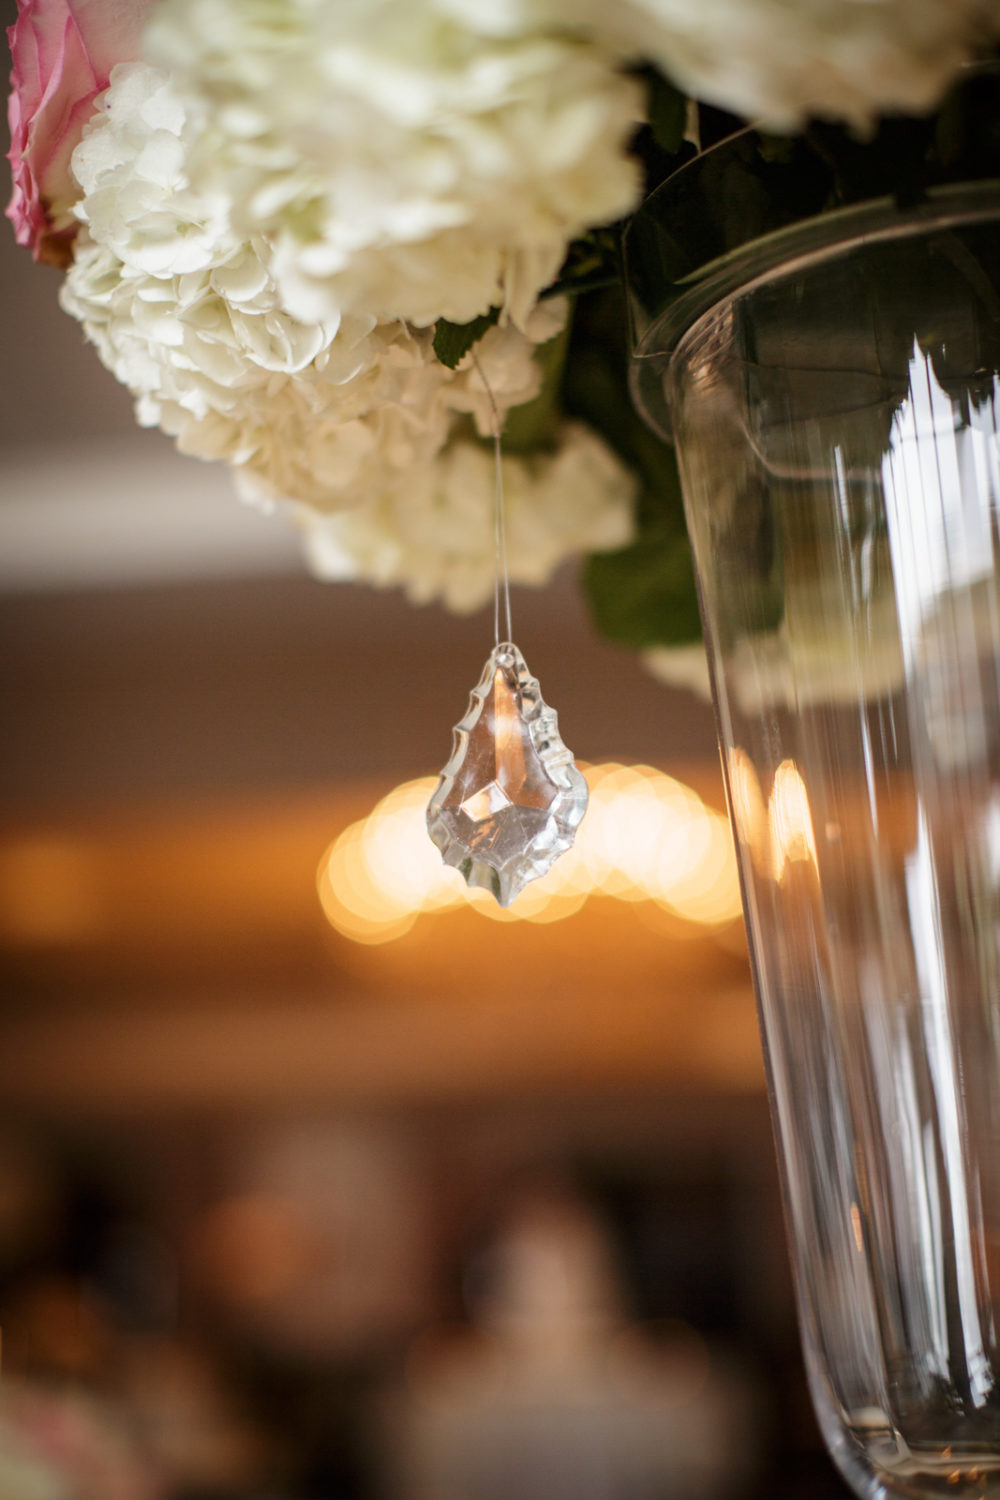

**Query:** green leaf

left=501, top=318, right=570, bottom=453
left=553, top=283, right=704, bottom=649
left=545, top=227, right=623, bottom=302
left=583, top=528, right=702, bottom=650
left=644, top=69, right=687, bottom=156
left=432, top=307, right=500, bottom=369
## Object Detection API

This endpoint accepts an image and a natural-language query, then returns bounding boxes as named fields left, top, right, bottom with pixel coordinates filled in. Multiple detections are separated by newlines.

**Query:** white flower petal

left=298, top=421, right=637, bottom=610
left=143, top=0, right=644, bottom=325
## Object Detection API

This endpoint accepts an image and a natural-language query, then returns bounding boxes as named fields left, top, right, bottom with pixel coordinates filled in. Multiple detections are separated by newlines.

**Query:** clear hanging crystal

left=427, top=642, right=588, bottom=906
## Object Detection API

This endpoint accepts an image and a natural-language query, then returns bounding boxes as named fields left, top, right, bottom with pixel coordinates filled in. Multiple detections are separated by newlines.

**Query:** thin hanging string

left=472, top=349, right=513, bottom=648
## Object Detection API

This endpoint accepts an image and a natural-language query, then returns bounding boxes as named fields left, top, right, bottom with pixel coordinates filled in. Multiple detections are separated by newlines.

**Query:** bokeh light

left=318, top=765, right=744, bottom=943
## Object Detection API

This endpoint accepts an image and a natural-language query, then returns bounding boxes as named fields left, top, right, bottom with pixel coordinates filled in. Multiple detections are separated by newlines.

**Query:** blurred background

left=0, top=84, right=849, bottom=1498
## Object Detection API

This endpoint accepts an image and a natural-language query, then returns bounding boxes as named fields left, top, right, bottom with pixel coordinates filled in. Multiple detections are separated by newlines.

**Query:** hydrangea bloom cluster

left=9, top=0, right=999, bottom=641
left=301, top=422, right=637, bottom=612
left=59, top=63, right=612, bottom=544
left=142, top=0, right=644, bottom=329
left=571, top=0, right=999, bottom=128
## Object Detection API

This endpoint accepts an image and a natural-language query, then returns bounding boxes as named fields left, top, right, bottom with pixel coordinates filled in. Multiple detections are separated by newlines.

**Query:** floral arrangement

left=7, top=0, right=999, bottom=661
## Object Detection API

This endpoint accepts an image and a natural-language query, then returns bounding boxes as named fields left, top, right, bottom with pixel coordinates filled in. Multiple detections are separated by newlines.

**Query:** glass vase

left=627, top=70, right=1000, bottom=1500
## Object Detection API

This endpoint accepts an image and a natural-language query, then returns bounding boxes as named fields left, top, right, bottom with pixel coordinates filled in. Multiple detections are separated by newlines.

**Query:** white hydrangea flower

left=559, top=0, right=998, bottom=127
left=443, top=297, right=567, bottom=439
left=69, top=61, right=231, bottom=279
left=229, top=308, right=559, bottom=513
left=61, top=63, right=564, bottom=517
left=142, top=0, right=644, bottom=328
left=643, top=563, right=907, bottom=711
left=643, top=643, right=712, bottom=700
left=300, top=421, right=637, bottom=613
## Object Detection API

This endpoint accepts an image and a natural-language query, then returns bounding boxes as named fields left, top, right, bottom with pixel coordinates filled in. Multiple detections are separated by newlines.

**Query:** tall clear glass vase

left=628, top=71, right=1000, bottom=1500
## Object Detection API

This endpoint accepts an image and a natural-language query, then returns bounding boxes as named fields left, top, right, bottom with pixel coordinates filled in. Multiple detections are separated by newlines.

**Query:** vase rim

left=625, top=62, right=1000, bottom=372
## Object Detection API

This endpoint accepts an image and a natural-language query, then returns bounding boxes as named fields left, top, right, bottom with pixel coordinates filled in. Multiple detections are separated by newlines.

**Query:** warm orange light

left=769, top=759, right=819, bottom=882
left=0, top=836, right=104, bottom=944
left=318, top=765, right=743, bottom=944
left=727, top=748, right=769, bottom=875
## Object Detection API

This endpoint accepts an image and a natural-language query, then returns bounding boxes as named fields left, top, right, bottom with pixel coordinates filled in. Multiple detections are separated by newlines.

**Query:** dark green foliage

left=432, top=308, right=500, bottom=369
left=583, top=528, right=701, bottom=649
left=562, top=286, right=702, bottom=648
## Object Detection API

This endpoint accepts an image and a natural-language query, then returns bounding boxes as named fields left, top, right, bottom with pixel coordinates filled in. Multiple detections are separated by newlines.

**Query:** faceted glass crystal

left=427, top=642, right=588, bottom=905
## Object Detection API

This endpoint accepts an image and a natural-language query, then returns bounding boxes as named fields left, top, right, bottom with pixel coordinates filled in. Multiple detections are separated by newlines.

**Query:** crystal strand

left=472, top=349, right=512, bottom=649
left=494, top=423, right=512, bottom=647
left=426, top=348, right=588, bottom=904
left=426, top=642, right=589, bottom=905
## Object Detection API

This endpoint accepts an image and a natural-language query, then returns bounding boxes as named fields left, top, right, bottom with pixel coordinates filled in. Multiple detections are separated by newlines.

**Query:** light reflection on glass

left=768, top=760, right=819, bottom=884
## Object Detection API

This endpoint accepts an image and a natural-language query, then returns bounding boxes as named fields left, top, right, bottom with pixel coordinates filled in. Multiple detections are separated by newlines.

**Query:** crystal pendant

left=427, top=642, right=588, bottom=907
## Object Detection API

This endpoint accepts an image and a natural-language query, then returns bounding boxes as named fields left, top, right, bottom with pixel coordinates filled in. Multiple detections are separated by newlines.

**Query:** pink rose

left=6, top=0, right=152, bottom=266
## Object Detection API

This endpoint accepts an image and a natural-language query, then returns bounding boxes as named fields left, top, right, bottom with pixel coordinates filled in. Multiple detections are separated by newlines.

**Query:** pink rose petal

left=6, top=0, right=153, bottom=265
